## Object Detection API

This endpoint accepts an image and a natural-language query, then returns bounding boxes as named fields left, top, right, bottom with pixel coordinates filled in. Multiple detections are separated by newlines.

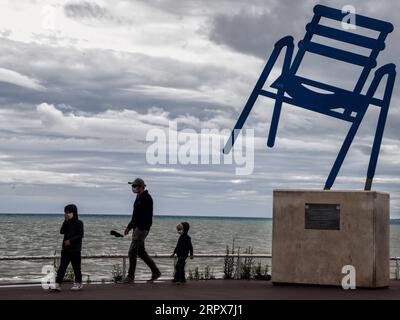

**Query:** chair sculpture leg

left=325, top=64, right=396, bottom=190
left=365, top=102, right=389, bottom=190
left=267, top=46, right=293, bottom=148
left=365, top=67, right=396, bottom=190
left=324, top=108, right=368, bottom=190
left=267, top=94, right=284, bottom=148
left=223, top=37, right=294, bottom=154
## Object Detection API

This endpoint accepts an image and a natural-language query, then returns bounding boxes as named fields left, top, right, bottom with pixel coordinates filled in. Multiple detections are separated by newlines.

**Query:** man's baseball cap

left=128, top=177, right=146, bottom=187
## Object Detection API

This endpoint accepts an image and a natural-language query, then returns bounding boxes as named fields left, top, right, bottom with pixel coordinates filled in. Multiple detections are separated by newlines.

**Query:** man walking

left=121, top=178, right=161, bottom=283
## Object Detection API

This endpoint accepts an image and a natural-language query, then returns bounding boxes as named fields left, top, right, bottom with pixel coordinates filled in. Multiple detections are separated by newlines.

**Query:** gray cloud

left=0, top=37, right=240, bottom=118
left=0, top=67, right=45, bottom=91
left=208, top=2, right=312, bottom=58
left=136, top=0, right=283, bottom=17
left=64, top=1, right=133, bottom=24
left=65, top=2, right=107, bottom=19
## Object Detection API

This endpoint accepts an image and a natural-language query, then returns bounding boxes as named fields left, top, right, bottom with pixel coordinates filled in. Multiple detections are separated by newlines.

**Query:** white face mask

left=177, top=230, right=183, bottom=235
left=132, top=186, right=140, bottom=194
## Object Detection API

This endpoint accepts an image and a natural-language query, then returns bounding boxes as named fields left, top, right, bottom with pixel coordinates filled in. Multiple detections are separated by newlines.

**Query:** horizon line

left=0, top=212, right=271, bottom=219
left=1, top=212, right=400, bottom=221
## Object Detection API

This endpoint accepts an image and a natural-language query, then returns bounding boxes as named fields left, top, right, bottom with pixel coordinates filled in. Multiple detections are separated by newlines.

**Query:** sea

left=0, top=214, right=399, bottom=283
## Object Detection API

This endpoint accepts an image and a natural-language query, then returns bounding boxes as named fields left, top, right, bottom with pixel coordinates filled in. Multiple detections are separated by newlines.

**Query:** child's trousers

left=56, top=250, right=82, bottom=284
left=174, top=257, right=187, bottom=282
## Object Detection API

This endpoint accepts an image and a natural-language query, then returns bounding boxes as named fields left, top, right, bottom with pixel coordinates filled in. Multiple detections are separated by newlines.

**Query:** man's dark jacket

left=127, top=190, right=153, bottom=231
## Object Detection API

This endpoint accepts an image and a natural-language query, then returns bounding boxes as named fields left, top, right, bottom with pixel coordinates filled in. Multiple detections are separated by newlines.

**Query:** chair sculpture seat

left=271, top=75, right=361, bottom=111
left=223, top=5, right=396, bottom=190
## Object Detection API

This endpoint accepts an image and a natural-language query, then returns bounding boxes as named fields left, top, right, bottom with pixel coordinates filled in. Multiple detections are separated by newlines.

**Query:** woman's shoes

left=50, top=283, right=61, bottom=291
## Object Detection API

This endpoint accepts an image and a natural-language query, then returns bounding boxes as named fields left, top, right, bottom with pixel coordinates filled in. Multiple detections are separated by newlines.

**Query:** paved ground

left=1, top=280, right=400, bottom=300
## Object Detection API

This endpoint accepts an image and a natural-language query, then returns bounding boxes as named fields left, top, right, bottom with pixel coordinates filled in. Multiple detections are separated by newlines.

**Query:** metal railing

left=1, top=254, right=399, bottom=283
left=0, top=253, right=272, bottom=284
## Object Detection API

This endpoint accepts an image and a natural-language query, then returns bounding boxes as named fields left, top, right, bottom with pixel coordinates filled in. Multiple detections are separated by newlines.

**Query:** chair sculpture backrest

left=223, top=5, right=396, bottom=191
left=291, top=5, right=393, bottom=95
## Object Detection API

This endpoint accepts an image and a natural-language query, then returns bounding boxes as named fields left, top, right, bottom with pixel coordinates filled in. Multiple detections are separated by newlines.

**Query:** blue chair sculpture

left=223, top=5, right=396, bottom=190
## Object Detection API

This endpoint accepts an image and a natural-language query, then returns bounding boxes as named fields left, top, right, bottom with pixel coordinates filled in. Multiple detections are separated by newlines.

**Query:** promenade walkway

left=1, top=280, right=400, bottom=300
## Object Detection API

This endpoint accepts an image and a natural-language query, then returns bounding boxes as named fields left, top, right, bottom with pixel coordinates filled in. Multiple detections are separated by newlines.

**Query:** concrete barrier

left=271, top=189, right=389, bottom=288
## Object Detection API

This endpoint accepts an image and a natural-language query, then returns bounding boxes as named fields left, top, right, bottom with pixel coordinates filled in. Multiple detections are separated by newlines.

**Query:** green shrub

left=188, top=265, right=215, bottom=280
left=223, top=239, right=236, bottom=279
left=240, top=247, right=254, bottom=279
left=112, top=264, right=123, bottom=282
left=254, top=261, right=271, bottom=280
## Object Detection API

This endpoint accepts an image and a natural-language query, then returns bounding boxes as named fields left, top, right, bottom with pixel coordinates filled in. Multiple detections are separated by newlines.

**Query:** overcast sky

left=0, top=0, right=399, bottom=218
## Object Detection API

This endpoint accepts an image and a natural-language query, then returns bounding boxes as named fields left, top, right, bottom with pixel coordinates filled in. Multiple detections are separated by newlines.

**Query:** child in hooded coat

left=52, top=204, right=84, bottom=291
left=170, top=222, right=193, bottom=284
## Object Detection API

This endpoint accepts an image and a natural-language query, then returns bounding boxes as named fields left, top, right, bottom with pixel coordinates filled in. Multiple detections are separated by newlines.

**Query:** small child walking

left=52, top=204, right=84, bottom=291
left=170, top=222, right=193, bottom=284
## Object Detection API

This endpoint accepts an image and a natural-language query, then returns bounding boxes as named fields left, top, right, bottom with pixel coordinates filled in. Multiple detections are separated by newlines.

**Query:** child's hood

left=181, top=222, right=190, bottom=233
left=65, top=204, right=79, bottom=221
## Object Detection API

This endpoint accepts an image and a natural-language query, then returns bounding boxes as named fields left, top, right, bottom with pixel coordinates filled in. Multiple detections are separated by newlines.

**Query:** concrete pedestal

left=271, top=190, right=389, bottom=288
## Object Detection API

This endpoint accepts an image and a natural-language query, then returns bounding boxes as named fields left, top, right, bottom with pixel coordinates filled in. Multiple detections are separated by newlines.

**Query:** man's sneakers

left=172, top=279, right=186, bottom=285
left=70, top=282, right=83, bottom=291
left=120, top=276, right=135, bottom=284
left=148, top=271, right=161, bottom=282
left=120, top=272, right=161, bottom=283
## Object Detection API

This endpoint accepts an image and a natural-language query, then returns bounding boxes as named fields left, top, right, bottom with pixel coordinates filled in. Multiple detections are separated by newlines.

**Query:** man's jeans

left=128, top=228, right=160, bottom=278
